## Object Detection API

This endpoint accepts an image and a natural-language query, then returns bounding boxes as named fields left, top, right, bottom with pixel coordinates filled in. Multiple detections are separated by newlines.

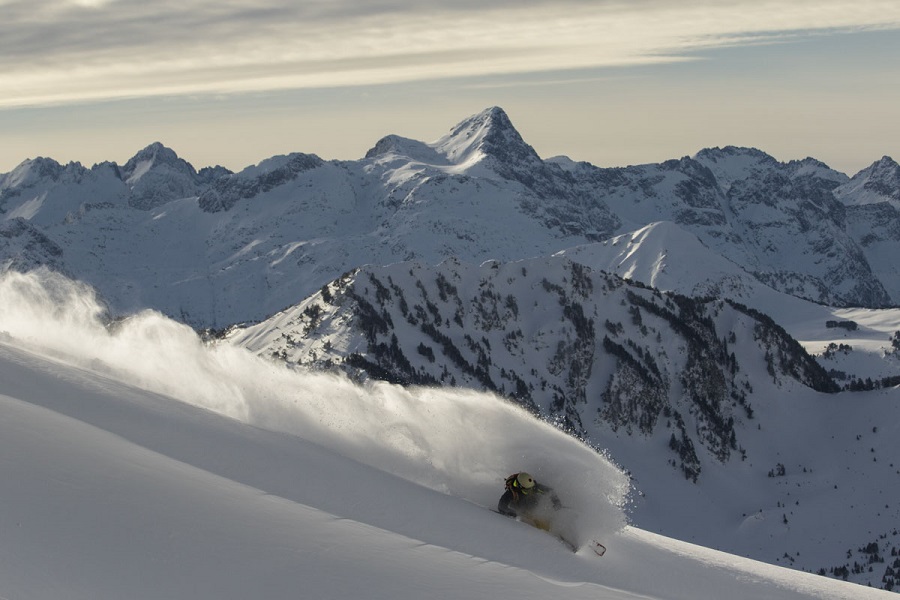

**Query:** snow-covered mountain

left=3, top=108, right=900, bottom=593
left=0, top=269, right=896, bottom=598
left=223, top=252, right=900, bottom=586
left=835, top=156, right=900, bottom=209
left=2, top=107, right=900, bottom=328
left=555, top=222, right=900, bottom=384
left=228, top=254, right=832, bottom=462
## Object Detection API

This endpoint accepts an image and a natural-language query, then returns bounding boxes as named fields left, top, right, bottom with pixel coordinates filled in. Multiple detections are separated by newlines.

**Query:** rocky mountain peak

left=835, top=155, right=900, bottom=207
left=786, top=157, right=848, bottom=186
left=121, top=142, right=197, bottom=185
left=116, top=142, right=204, bottom=210
left=872, top=154, right=899, bottom=168
left=860, top=156, right=900, bottom=202
left=433, top=106, right=541, bottom=167
left=690, top=146, right=783, bottom=194
left=365, top=134, right=407, bottom=159
left=2, top=157, right=67, bottom=190
left=866, top=155, right=900, bottom=181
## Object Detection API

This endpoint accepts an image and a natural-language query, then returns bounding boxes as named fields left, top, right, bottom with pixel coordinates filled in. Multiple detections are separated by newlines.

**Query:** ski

left=589, top=540, right=607, bottom=556
left=566, top=538, right=606, bottom=556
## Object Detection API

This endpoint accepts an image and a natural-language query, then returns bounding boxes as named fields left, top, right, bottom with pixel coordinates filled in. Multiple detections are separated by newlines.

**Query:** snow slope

left=557, top=222, right=900, bottom=381
left=0, top=270, right=890, bottom=599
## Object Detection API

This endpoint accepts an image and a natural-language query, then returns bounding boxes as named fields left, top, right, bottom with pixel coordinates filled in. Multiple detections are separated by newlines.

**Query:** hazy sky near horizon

left=2, top=0, right=899, bottom=175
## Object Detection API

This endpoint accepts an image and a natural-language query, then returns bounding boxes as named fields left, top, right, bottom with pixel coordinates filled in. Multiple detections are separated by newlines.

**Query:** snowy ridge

left=0, top=268, right=893, bottom=599
left=555, top=221, right=757, bottom=296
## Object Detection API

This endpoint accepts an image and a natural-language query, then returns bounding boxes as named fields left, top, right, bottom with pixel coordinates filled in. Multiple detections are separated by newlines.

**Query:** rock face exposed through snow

left=228, top=254, right=836, bottom=482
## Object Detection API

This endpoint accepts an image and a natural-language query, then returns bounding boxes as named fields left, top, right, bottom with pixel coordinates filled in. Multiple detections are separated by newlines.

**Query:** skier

left=497, top=472, right=562, bottom=530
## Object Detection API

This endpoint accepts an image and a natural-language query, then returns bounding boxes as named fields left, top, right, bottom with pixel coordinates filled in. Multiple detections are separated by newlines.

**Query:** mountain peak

left=433, top=106, right=541, bottom=168
left=870, top=155, right=899, bottom=173
left=121, top=142, right=197, bottom=186
left=3, top=157, right=66, bottom=189
left=474, top=106, right=513, bottom=130
left=694, top=146, right=778, bottom=166
left=364, top=134, right=448, bottom=165
left=838, top=155, right=900, bottom=205
left=127, top=142, right=179, bottom=164
left=692, top=146, right=782, bottom=192
left=453, top=106, right=511, bottom=132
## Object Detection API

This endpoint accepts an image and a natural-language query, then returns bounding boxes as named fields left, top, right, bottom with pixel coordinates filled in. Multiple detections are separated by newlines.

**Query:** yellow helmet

left=516, top=472, right=535, bottom=489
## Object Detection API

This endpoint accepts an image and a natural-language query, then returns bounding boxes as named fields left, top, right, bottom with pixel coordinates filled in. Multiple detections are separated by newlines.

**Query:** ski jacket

left=497, top=475, right=561, bottom=517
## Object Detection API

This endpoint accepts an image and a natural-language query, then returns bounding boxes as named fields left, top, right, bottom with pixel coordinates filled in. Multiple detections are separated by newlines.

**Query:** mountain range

left=3, top=107, right=900, bottom=330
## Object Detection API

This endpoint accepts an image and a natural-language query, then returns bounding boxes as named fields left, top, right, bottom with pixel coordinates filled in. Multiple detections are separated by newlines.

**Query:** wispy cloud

left=1, top=0, right=899, bottom=108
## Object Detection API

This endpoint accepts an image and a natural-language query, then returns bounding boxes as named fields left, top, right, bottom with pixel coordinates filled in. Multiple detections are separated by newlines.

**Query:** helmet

left=516, top=472, right=535, bottom=489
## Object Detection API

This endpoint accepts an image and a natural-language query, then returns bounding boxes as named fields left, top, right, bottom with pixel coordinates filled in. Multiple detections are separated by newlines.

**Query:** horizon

left=2, top=1, right=900, bottom=176
left=7, top=106, right=896, bottom=179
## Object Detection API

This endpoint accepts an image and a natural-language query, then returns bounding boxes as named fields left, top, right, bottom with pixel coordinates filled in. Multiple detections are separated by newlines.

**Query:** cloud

left=1, top=0, right=899, bottom=108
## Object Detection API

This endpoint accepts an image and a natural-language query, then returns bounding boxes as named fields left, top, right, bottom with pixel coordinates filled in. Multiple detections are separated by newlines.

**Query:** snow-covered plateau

left=2, top=107, right=900, bottom=596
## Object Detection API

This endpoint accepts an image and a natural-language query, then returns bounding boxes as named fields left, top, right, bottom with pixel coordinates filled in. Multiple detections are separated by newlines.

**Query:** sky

left=1, top=0, right=899, bottom=176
